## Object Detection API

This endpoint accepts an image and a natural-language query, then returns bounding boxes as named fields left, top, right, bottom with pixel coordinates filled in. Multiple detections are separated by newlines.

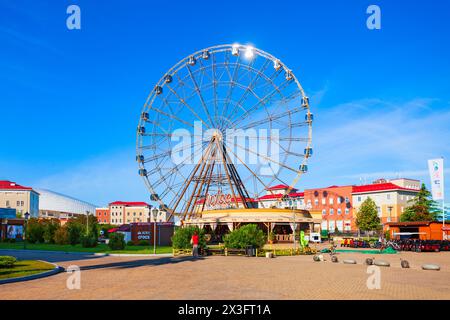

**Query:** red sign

left=205, top=191, right=232, bottom=210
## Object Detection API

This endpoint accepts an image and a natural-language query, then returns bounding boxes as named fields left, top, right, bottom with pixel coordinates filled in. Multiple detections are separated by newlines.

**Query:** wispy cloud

left=300, top=97, right=450, bottom=194
left=32, top=149, right=148, bottom=206
left=30, top=98, right=450, bottom=205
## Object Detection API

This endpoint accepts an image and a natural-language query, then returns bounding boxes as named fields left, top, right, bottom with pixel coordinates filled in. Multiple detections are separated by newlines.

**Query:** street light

left=152, top=208, right=158, bottom=255
left=23, top=212, right=30, bottom=250
left=86, top=211, right=90, bottom=236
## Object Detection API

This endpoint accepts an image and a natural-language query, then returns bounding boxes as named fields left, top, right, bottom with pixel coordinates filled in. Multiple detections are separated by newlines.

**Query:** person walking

left=191, top=231, right=199, bottom=257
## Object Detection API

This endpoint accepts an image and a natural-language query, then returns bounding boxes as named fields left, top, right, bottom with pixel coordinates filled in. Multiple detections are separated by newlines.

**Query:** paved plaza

left=0, top=250, right=449, bottom=300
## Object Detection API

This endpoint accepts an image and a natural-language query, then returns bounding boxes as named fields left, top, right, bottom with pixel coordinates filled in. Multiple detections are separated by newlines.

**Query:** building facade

left=98, top=201, right=172, bottom=225
left=0, top=180, right=39, bottom=217
left=304, top=185, right=354, bottom=233
left=352, top=179, right=420, bottom=224
left=96, top=207, right=110, bottom=224
left=36, top=188, right=97, bottom=223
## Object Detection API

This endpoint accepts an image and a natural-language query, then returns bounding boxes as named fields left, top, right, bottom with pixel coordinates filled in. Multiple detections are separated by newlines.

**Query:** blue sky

left=1, top=0, right=449, bottom=206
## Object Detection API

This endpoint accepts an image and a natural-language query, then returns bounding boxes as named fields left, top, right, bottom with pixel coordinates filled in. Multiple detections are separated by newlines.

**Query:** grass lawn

left=0, top=242, right=173, bottom=254
left=0, top=260, right=55, bottom=280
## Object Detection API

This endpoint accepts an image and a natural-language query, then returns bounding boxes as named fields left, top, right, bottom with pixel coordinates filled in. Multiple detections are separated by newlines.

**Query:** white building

left=36, top=188, right=97, bottom=220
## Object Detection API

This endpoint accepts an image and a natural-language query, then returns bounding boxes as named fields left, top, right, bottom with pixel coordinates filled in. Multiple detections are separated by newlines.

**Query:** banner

left=428, top=158, right=444, bottom=200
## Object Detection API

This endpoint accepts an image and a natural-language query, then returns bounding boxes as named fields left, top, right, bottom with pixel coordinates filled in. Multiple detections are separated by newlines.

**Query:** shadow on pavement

left=0, top=250, right=105, bottom=263
left=79, top=256, right=205, bottom=271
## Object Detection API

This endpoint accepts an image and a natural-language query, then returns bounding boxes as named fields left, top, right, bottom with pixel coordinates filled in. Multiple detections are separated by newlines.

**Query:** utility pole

left=86, top=211, right=89, bottom=236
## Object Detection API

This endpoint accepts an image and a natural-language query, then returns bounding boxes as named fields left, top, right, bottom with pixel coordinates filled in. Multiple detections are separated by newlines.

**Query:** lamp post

left=23, top=212, right=30, bottom=250
left=152, top=208, right=158, bottom=255
left=86, top=211, right=90, bottom=236
left=292, top=209, right=297, bottom=252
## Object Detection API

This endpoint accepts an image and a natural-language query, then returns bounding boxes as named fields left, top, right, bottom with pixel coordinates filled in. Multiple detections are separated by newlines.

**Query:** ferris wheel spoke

left=222, top=143, right=275, bottom=198
left=219, top=53, right=242, bottom=126
left=239, top=106, right=304, bottom=130
left=165, top=83, right=211, bottom=129
left=150, top=103, right=195, bottom=128
left=230, top=78, right=292, bottom=129
left=186, top=65, right=215, bottom=127
left=222, top=59, right=273, bottom=126
left=233, top=142, right=300, bottom=174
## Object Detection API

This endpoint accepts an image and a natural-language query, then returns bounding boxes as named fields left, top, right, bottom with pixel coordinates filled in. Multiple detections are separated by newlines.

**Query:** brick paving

left=0, top=251, right=449, bottom=299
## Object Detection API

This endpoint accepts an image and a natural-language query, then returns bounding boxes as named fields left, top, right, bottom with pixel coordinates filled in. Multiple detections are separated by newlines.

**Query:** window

left=337, top=208, right=342, bottom=215
left=17, top=201, right=20, bottom=206
left=387, top=194, right=391, bottom=200
left=328, top=220, right=335, bottom=231
left=337, top=197, right=342, bottom=204
left=357, top=196, right=361, bottom=202
left=322, top=209, right=326, bottom=215
left=139, top=212, right=142, bottom=216
left=314, top=199, right=319, bottom=206
left=133, top=212, right=136, bottom=216
left=329, top=198, right=334, bottom=205
left=321, top=221, right=328, bottom=231
left=321, top=198, right=326, bottom=205
left=345, top=208, right=349, bottom=215
left=127, top=212, right=130, bottom=216
left=345, top=197, right=349, bottom=203
left=377, top=207, right=381, bottom=217
left=6, top=200, right=9, bottom=207
left=329, top=209, right=334, bottom=215
left=344, top=220, right=351, bottom=231
left=21, top=201, right=24, bottom=206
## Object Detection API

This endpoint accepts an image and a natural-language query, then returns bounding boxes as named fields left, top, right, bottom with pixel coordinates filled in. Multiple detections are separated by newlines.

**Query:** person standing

left=191, top=231, right=199, bottom=257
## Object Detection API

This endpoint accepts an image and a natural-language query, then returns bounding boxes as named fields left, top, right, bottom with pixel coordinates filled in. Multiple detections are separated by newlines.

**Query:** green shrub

left=224, top=224, right=266, bottom=249
left=108, top=233, right=125, bottom=250
left=138, top=240, right=149, bottom=246
left=67, top=222, right=83, bottom=245
left=0, top=256, right=17, bottom=268
left=8, top=238, right=16, bottom=243
left=43, top=219, right=60, bottom=244
left=171, top=226, right=206, bottom=249
left=26, top=218, right=45, bottom=243
left=54, top=226, right=69, bottom=245
left=127, top=240, right=135, bottom=246
left=80, top=234, right=97, bottom=248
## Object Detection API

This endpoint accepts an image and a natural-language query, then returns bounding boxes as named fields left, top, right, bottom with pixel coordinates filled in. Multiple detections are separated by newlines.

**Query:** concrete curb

left=0, top=248, right=104, bottom=256
left=106, top=253, right=173, bottom=257
left=0, top=261, right=64, bottom=285
left=0, top=249, right=172, bottom=257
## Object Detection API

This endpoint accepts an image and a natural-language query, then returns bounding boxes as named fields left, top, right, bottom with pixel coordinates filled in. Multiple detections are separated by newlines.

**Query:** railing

left=275, top=234, right=293, bottom=242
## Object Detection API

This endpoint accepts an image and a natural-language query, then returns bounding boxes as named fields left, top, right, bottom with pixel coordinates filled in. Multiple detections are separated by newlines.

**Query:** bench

left=225, top=248, right=246, bottom=256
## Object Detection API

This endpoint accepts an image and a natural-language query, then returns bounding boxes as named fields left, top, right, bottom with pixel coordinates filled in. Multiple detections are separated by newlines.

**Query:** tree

left=66, top=221, right=83, bottom=245
left=356, top=197, right=381, bottom=234
left=108, top=232, right=125, bottom=250
left=43, top=219, right=60, bottom=244
left=400, top=183, right=439, bottom=222
left=171, top=226, right=206, bottom=249
left=54, top=225, right=69, bottom=245
left=224, top=224, right=266, bottom=249
left=26, top=218, right=45, bottom=243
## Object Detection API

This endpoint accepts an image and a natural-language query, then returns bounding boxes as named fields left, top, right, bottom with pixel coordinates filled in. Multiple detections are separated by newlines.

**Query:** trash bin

left=246, top=245, right=256, bottom=257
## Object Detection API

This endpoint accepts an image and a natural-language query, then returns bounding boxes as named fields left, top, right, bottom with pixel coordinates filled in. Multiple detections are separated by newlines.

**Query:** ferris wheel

left=136, top=44, right=313, bottom=222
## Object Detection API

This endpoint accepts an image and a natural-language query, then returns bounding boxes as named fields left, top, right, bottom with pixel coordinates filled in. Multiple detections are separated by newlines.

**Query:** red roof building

left=0, top=180, right=40, bottom=217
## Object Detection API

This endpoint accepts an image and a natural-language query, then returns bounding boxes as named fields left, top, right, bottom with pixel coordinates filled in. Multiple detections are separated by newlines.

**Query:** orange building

left=304, top=185, right=354, bottom=232
left=96, top=207, right=110, bottom=224
left=385, top=221, right=450, bottom=240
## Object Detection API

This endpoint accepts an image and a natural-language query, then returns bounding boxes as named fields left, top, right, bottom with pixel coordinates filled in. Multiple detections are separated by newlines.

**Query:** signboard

left=428, top=158, right=444, bottom=200
left=137, top=231, right=151, bottom=240
left=6, top=225, right=23, bottom=239
left=0, top=208, right=16, bottom=219
left=205, top=191, right=233, bottom=210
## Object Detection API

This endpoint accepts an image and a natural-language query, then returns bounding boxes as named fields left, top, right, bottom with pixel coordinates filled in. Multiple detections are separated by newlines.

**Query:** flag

left=428, top=158, right=444, bottom=200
